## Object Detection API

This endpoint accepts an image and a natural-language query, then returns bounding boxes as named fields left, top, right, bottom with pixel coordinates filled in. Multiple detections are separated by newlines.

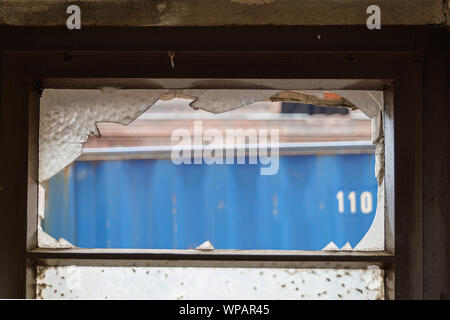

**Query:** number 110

left=336, top=191, right=373, bottom=214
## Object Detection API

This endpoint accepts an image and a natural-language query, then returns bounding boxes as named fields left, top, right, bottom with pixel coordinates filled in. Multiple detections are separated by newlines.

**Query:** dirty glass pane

left=40, top=89, right=384, bottom=251
left=37, top=266, right=384, bottom=300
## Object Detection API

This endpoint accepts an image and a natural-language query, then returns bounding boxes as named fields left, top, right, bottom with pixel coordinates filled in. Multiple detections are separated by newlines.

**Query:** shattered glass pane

left=39, top=89, right=385, bottom=251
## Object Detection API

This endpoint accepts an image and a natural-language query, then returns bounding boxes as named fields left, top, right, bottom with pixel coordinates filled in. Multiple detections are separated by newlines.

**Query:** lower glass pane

left=37, top=265, right=384, bottom=300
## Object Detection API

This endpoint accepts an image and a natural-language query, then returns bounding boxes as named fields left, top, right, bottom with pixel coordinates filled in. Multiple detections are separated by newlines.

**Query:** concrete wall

left=0, top=0, right=448, bottom=26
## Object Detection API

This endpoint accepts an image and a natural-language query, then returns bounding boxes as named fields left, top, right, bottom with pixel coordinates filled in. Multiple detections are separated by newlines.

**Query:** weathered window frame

left=0, top=26, right=432, bottom=300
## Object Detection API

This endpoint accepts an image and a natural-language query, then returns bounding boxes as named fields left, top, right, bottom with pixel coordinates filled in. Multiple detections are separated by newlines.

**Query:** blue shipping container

left=43, top=153, right=377, bottom=250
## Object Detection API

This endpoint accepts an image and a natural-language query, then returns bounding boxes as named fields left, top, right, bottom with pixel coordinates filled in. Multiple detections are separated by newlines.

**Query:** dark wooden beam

left=422, top=28, right=449, bottom=300
left=0, top=53, right=39, bottom=298
left=393, top=54, right=424, bottom=300
left=0, top=26, right=424, bottom=52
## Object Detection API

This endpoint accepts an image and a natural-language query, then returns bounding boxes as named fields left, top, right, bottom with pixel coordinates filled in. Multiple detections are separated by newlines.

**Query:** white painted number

left=336, top=191, right=344, bottom=213
left=348, top=191, right=357, bottom=214
left=360, top=191, right=373, bottom=214
left=336, top=190, right=373, bottom=214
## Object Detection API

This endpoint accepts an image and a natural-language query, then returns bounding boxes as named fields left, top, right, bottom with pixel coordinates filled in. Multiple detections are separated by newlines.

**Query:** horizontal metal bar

left=79, top=141, right=375, bottom=161
left=135, top=112, right=370, bottom=120
left=27, top=248, right=393, bottom=269
left=38, top=78, right=388, bottom=90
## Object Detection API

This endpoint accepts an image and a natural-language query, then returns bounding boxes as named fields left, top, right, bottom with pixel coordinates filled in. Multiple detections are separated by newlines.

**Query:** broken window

left=36, top=85, right=388, bottom=299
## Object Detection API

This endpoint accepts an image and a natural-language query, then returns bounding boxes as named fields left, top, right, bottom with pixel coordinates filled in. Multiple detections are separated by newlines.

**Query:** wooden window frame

left=1, top=26, right=446, bottom=300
